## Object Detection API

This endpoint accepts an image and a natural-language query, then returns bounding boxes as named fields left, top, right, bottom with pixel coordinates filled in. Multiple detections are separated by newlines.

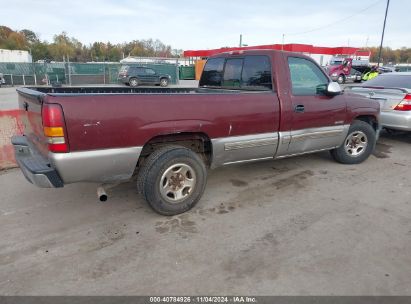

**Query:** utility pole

left=377, top=0, right=390, bottom=67
left=239, top=34, right=242, bottom=47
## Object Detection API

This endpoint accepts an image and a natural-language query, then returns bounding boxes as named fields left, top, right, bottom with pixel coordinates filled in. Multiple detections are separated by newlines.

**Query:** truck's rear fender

left=138, top=132, right=212, bottom=170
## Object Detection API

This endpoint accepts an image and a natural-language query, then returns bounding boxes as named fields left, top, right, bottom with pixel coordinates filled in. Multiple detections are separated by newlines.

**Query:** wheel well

left=138, top=132, right=212, bottom=167
left=354, top=115, right=378, bottom=131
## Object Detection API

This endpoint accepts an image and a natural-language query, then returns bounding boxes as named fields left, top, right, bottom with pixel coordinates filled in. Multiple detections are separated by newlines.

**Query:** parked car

left=378, top=66, right=396, bottom=73
left=13, top=50, right=380, bottom=215
left=118, top=65, right=171, bottom=87
left=345, top=72, right=411, bottom=132
left=394, top=64, right=411, bottom=72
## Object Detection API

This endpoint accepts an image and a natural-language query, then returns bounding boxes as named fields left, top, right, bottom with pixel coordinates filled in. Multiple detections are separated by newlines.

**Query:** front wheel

left=139, top=146, right=207, bottom=215
left=330, top=120, right=376, bottom=164
left=337, top=74, right=345, bottom=84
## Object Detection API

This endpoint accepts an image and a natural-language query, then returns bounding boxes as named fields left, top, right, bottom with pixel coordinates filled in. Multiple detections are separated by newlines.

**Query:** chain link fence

left=0, top=59, right=180, bottom=86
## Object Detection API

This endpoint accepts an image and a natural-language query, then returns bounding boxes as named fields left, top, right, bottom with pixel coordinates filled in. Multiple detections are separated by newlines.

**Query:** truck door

left=284, top=56, right=348, bottom=156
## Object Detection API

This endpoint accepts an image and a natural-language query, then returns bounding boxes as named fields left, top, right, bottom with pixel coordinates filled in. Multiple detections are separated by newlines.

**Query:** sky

left=1, top=0, right=410, bottom=51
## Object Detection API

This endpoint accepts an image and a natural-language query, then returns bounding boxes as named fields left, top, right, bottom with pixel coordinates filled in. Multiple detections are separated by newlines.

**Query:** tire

left=330, top=120, right=376, bottom=164
left=160, top=78, right=169, bottom=87
left=138, top=145, right=207, bottom=215
left=337, top=74, right=345, bottom=84
left=129, top=78, right=139, bottom=87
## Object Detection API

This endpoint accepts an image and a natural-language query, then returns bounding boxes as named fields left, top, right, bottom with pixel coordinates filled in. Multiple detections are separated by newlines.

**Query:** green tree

left=20, top=29, right=39, bottom=45
left=49, top=31, right=75, bottom=61
left=31, top=41, right=50, bottom=61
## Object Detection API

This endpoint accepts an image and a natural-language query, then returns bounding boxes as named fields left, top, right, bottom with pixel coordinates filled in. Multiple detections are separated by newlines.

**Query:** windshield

left=364, top=74, right=411, bottom=89
left=330, top=60, right=343, bottom=66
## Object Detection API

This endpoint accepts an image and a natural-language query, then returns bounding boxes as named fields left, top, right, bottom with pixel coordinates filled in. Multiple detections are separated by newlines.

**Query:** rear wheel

left=129, top=78, right=139, bottom=87
left=160, top=78, right=169, bottom=87
left=330, top=120, right=376, bottom=164
left=137, top=146, right=207, bottom=215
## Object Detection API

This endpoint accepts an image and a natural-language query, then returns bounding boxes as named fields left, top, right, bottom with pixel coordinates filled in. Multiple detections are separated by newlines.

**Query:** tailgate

left=17, top=88, right=48, bottom=156
left=346, top=86, right=407, bottom=112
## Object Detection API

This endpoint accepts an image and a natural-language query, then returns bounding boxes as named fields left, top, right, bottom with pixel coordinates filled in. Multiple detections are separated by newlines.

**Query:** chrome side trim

left=211, top=133, right=279, bottom=168
left=49, top=146, right=142, bottom=184
left=290, top=129, right=346, bottom=142
left=225, top=137, right=278, bottom=151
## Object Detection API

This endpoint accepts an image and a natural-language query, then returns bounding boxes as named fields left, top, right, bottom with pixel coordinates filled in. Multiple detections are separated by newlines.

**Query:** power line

left=285, top=0, right=384, bottom=37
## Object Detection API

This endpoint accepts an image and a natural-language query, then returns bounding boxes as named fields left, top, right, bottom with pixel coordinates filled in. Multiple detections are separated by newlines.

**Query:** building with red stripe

left=184, top=43, right=370, bottom=66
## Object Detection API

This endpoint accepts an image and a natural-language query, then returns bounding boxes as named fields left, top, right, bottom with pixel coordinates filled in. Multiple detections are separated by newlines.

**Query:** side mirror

left=327, top=82, right=342, bottom=96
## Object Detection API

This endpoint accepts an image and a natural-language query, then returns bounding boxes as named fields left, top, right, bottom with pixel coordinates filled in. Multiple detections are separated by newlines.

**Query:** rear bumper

left=13, top=136, right=143, bottom=187
left=12, top=136, right=63, bottom=188
left=381, top=111, right=411, bottom=131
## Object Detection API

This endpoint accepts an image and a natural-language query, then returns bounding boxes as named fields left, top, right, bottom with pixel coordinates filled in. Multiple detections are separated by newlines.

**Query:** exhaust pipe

left=97, top=186, right=108, bottom=202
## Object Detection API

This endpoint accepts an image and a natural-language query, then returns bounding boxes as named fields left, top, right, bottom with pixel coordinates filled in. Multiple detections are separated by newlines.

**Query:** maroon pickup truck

left=13, top=50, right=380, bottom=215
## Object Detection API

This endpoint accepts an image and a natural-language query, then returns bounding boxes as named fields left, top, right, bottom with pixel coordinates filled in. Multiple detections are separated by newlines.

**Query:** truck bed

left=25, top=86, right=198, bottom=95
left=20, top=86, right=269, bottom=96
left=17, top=86, right=280, bottom=153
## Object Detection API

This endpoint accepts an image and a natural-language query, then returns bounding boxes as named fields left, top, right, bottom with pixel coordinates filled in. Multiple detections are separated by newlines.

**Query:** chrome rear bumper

left=12, top=136, right=63, bottom=188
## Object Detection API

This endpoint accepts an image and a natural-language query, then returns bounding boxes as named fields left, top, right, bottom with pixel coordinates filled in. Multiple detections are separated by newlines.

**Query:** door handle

left=294, top=104, right=305, bottom=113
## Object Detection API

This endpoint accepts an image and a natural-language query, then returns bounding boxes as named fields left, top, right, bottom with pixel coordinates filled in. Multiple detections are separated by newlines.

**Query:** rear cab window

left=200, top=58, right=225, bottom=87
left=199, top=55, right=273, bottom=91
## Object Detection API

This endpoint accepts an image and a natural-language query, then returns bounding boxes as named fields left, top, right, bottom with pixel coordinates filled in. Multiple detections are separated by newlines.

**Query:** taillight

left=42, top=104, right=69, bottom=153
left=393, top=94, right=411, bottom=111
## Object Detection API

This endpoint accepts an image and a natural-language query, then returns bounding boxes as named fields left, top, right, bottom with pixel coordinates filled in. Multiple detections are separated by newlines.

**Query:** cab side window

left=288, top=57, right=328, bottom=96
left=200, top=56, right=273, bottom=91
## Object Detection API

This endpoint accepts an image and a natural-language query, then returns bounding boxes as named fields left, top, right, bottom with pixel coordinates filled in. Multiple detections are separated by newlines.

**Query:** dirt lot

left=0, top=130, right=410, bottom=295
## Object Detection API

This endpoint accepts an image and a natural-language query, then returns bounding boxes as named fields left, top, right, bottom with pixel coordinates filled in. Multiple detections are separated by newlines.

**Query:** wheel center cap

left=169, top=173, right=185, bottom=190
left=351, top=138, right=360, bottom=147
